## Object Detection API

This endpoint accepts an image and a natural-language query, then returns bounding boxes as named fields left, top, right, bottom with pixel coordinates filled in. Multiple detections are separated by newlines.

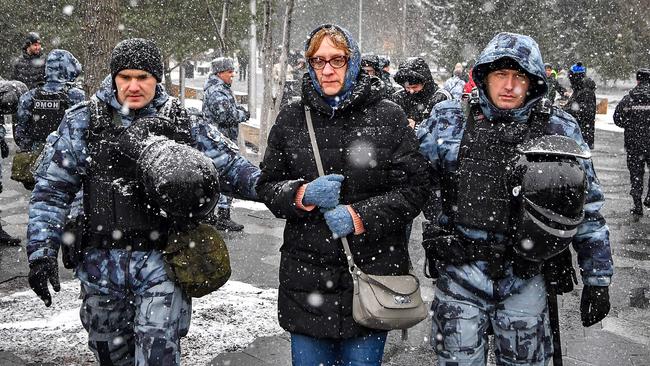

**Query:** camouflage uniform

left=202, top=74, right=249, bottom=210
left=27, top=75, right=259, bottom=365
left=16, top=49, right=86, bottom=151
left=417, top=33, right=613, bottom=365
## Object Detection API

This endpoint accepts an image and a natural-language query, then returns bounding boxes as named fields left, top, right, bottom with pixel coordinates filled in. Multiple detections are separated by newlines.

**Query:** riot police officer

left=26, top=38, right=260, bottom=366
left=417, top=32, right=613, bottom=365
left=614, top=68, right=650, bottom=215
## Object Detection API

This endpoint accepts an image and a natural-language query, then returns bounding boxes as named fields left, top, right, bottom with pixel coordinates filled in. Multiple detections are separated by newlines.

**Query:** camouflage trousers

left=77, top=248, right=192, bottom=366
left=431, top=268, right=553, bottom=365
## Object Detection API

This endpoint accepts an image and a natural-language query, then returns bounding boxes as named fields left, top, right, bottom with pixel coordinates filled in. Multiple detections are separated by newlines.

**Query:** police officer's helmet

left=509, top=135, right=589, bottom=262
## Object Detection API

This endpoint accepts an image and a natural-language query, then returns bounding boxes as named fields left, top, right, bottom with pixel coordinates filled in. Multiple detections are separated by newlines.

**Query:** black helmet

left=0, top=80, right=28, bottom=114
left=138, top=140, right=220, bottom=219
left=510, top=135, right=589, bottom=262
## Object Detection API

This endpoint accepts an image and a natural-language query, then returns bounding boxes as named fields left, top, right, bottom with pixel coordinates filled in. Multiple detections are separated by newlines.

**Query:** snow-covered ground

left=0, top=280, right=282, bottom=365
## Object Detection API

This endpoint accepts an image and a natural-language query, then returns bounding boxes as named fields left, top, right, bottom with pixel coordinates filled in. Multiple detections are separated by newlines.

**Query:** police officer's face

left=362, top=66, right=376, bottom=76
left=311, top=36, right=348, bottom=96
left=115, top=69, right=157, bottom=110
left=404, top=82, right=424, bottom=94
left=27, top=42, right=42, bottom=56
left=218, top=70, right=235, bottom=85
left=486, top=69, right=530, bottom=110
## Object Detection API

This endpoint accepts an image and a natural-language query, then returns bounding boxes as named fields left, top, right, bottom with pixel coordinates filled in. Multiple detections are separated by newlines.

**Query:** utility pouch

left=11, top=145, right=43, bottom=189
left=61, top=216, right=84, bottom=269
left=542, top=248, right=578, bottom=295
left=163, top=224, right=231, bottom=298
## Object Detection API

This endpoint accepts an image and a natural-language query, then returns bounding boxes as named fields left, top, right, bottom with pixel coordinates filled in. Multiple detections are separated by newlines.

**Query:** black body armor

left=30, top=87, right=70, bottom=143
left=81, top=99, right=192, bottom=250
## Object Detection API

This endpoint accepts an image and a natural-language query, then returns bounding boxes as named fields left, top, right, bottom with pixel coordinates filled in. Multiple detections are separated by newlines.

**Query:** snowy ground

left=0, top=280, right=282, bottom=365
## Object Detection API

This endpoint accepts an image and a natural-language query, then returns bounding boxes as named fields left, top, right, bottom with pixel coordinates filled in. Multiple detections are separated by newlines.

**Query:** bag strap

left=304, top=105, right=357, bottom=272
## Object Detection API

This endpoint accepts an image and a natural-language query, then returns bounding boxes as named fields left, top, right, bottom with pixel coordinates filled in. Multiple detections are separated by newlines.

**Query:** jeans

left=291, top=332, right=387, bottom=366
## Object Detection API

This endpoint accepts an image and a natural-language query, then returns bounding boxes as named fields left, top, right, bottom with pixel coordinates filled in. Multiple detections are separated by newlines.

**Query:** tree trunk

left=164, top=57, right=172, bottom=92
left=81, top=0, right=121, bottom=95
left=258, top=0, right=275, bottom=158
left=272, top=0, right=295, bottom=113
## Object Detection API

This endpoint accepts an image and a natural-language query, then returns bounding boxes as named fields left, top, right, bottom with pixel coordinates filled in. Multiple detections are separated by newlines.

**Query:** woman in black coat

left=257, top=24, right=431, bottom=365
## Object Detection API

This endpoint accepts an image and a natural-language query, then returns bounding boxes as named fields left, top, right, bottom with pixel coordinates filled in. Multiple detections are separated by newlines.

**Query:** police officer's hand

left=422, top=234, right=468, bottom=266
left=580, top=286, right=610, bottom=327
left=28, top=257, right=61, bottom=307
left=238, top=106, right=251, bottom=121
left=0, top=140, right=9, bottom=159
left=303, top=174, right=344, bottom=209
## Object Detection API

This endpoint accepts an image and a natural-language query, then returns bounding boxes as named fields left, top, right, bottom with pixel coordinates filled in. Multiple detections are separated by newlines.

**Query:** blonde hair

left=305, top=27, right=351, bottom=58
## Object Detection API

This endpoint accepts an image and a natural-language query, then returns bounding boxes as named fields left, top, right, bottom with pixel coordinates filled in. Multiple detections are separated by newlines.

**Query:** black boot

left=631, top=196, right=644, bottom=216
left=0, top=223, right=21, bottom=246
left=215, top=208, right=244, bottom=231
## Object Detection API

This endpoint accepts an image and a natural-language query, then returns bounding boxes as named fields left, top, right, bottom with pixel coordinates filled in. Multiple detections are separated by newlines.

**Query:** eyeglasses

left=308, top=55, right=349, bottom=70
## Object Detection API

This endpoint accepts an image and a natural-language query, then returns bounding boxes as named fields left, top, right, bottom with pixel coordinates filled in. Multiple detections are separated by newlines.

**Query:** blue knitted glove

left=303, top=174, right=344, bottom=209
left=324, top=205, right=355, bottom=239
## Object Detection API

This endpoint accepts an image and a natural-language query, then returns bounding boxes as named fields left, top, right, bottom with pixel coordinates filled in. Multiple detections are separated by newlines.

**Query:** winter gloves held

left=28, top=257, right=60, bottom=307
left=324, top=205, right=355, bottom=239
left=303, top=174, right=344, bottom=209
left=0, top=140, right=9, bottom=159
left=580, top=285, right=611, bottom=327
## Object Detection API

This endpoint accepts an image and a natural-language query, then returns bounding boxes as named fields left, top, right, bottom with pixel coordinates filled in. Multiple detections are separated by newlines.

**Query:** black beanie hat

left=110, top=38, right=163, bottom=82
left=637, top=68, right=650, bottom=84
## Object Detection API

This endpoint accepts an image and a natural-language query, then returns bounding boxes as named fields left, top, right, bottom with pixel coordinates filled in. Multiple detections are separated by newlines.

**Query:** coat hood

left=304, top=24, right=361, bottom=108
left=394, top=57, right=434, bottom=86
left=44, top=49, right=82, bottom=85
left=204, top=73, right=229, bottom=91
left=472, top=32, right=548, bottom=122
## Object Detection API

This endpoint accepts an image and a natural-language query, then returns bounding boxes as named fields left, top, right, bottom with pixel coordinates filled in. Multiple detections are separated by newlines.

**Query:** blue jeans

left=291, top=332, right=387, bottom=366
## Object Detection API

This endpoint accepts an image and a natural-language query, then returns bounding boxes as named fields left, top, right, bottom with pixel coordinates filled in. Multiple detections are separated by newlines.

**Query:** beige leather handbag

left=304, top=106, right=428, bottom=331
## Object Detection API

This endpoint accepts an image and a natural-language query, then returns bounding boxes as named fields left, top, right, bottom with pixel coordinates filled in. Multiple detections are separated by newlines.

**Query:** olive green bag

left=163, top=224, right=232, bottom=298
left=11, top=146, right=42, bottom=188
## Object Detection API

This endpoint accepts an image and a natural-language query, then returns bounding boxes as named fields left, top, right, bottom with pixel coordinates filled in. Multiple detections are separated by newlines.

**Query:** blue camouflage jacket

left=202, top=74, right=248, bottom=141
left=27, top=75, right=260, bottom=262
left=417, top=33, right=613, bottom=287
left=16, top=49, right=86, bottom=151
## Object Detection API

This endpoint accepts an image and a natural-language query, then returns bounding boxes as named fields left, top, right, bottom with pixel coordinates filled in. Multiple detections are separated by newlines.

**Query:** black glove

left=28, top=257, right=61, bottom=307
left=1, top=140, right=9, bottom=159
left=238, top=106, right=250, bottom=121
left=422, top=230, right=468, bottom=266
left=580, top=286, right=610, bottom=327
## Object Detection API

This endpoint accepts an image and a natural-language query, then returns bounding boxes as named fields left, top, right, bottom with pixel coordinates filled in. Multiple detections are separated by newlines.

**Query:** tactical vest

left=30, top=87, right=70, bottom=143
left=81, top=97, right=192, bottom=250
left=440, top=100, right=549, bottom=234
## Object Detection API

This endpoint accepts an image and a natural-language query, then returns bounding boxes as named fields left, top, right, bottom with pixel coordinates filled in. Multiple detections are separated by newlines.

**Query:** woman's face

left=310, top=36, right=348, bottom=96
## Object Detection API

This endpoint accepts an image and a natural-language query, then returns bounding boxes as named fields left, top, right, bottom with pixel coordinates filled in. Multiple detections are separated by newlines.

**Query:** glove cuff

left=295, top=184, right=316, bottom=211
left=346, top=205, right=365, bottom=235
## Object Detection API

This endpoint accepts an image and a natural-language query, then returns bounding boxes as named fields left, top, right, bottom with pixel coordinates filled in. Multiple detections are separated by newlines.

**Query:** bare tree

left=258, top=0, right=275, bottom=158
left=81, top=1, right=121, bottom=95
left=259, top=0, right=295, bottom=158
left=272, top=0, right=295, bottom=112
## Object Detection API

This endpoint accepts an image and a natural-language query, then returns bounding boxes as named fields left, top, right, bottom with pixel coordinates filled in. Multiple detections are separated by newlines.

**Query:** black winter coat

left=257, top=73, right=431, bottom=339
left=564, top=77, right=596, bottom=148
left=613, top=83, right=650, bottom=153
left=12, top=50, right=46, bottom=90
left=391, top=82, right=448, bottom=126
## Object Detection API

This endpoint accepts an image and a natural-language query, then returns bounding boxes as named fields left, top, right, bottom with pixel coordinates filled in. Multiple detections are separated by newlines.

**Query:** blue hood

left=94, top=74, right=169, bottom=123
left=305, top=24, right=361, bottom=108
left=472, top=32, right=548, bottom=122
left=44, top=49, right=81, bottom=86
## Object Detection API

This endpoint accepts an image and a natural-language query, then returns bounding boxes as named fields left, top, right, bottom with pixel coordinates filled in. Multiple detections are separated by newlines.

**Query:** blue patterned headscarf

left=304, top=24, right=361, bottom=108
